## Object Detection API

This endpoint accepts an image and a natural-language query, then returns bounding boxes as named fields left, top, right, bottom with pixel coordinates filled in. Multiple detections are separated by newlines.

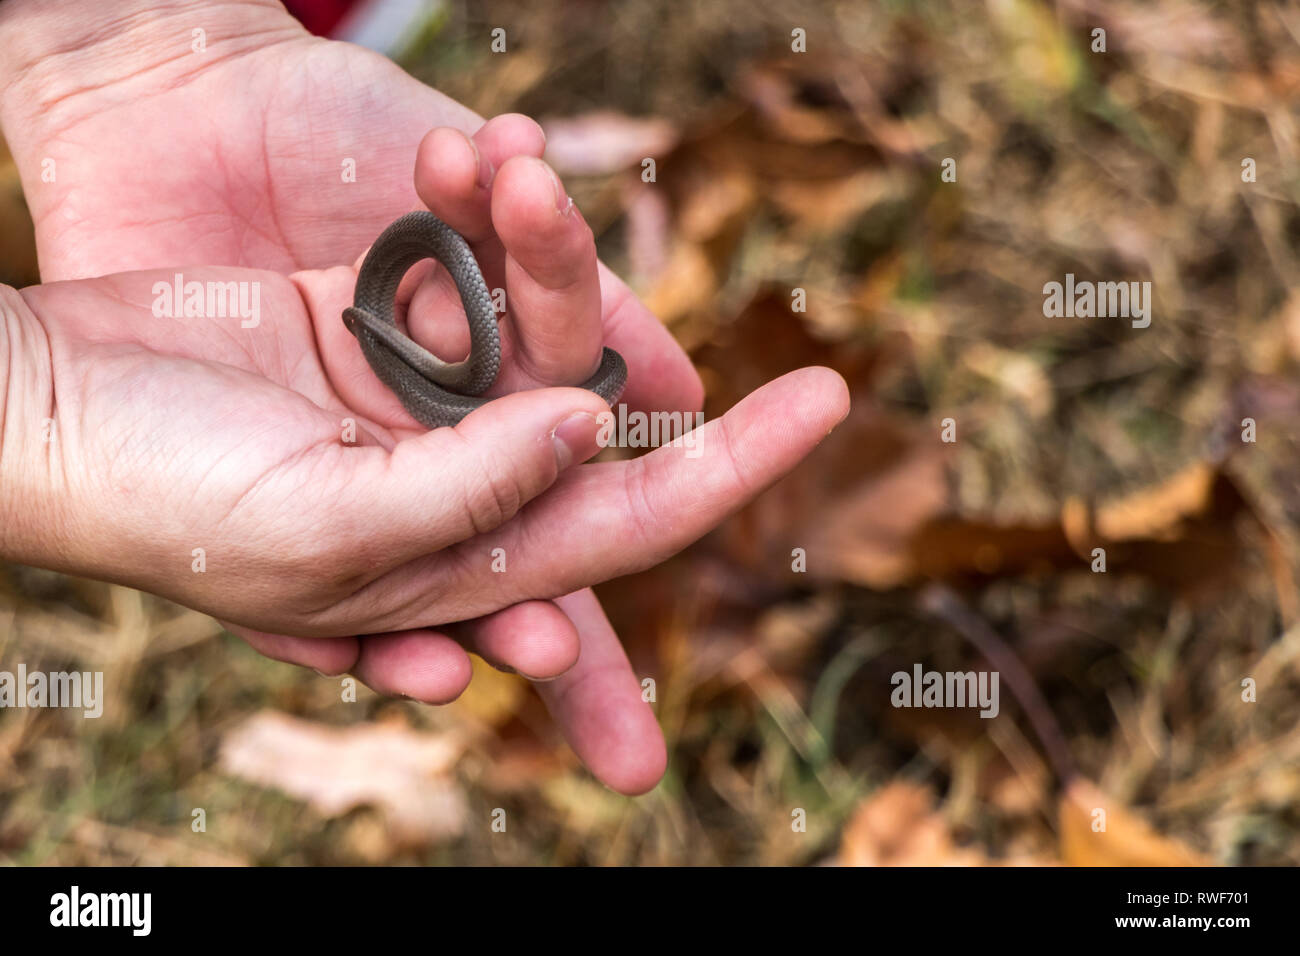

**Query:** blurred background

left=2, top=0, right=1299, bottom=865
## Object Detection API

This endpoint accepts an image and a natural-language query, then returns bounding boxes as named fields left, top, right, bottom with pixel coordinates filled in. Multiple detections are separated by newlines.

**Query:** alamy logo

left=50, top=886, right=151, bottom=936
left=890, top=664, right=1000, bottom=718
left=1042, top=273, right=1151, bottom=328
left=597, top=406, right=706, bottom=458
left=152, top=273, right=261, bottom=328
left=0, top=665, right=103, bottom=718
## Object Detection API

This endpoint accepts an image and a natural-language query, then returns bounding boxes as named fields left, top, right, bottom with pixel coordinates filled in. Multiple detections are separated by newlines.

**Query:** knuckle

left=458, top=443, right=525, bottom=535
left=619, top=457, right=664, bottom=555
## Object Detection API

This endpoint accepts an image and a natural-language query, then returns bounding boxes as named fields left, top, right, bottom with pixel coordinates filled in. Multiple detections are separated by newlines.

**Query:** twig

left=918, top=584, right=1077, bottom=784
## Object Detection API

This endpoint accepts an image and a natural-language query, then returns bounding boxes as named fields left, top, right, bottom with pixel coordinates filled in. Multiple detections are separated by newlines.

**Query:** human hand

left=1, top=259, right=847, bottom=791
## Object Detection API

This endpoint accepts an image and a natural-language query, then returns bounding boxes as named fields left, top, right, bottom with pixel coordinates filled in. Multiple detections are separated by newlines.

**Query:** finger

left=537, top=589, right=666, bottom=795
left=227, top=623, right=360, bottom=676
left=405, top=117, right=549, bottom=360
left=403, top=226, right=707, bottom=418
left=330, top=386, right=609, bottom=572
left=346, top=366, right=850, bottom=630
left=497, top=367, right=852, bottom=594
left=473, top=113, right=549, bottom=170
left=404, top=258, right=484, bottom=377
left=399, top=236, right=706, bottom=417
left=351, top=629, right=474, bottom=704
left=451, top=599, right=580, bottom=681
left=413, top=115, right=548, bottom=242
left=492, top=155, right=605, bottom=388
left=411, top=127, right=495, bottom=239
left=355, top=119, right=701, bottom=418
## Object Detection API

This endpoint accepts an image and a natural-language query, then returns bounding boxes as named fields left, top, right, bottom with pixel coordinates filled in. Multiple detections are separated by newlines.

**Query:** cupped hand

left=3, top=254, right=847, bottom=792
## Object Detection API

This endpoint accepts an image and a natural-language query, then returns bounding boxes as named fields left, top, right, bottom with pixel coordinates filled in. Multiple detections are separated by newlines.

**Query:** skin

left=0, top=0, right=850, bottom=794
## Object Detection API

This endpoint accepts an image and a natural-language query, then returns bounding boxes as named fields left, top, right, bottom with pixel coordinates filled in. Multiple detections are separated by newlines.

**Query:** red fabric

left=282, top=0, right=359, bottom=37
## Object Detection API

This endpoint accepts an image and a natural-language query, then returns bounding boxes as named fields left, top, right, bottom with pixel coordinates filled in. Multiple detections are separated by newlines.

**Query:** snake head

left=341, top=306, right=366, bottom=338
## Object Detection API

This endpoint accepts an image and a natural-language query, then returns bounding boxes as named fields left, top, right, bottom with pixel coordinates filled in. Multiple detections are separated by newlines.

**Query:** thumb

left=342, top=386, right=612, bottom=566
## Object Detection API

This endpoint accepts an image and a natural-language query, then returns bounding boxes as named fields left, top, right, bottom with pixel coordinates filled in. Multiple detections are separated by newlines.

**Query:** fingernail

left=496, top=662, right=549, bottom=681
left=517, top=660, right=576, bottom=682
left=551, top=412, right=601, bottom=469
left=530, top=156, right=570, bottom=215
left=470, top=137, right=494, bottom=189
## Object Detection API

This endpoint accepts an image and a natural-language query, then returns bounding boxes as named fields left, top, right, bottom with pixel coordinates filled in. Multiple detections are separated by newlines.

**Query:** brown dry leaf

left=542, top=111, right=678, bottom=177
left=694, top=288, right=889, bottom=416
left=1060, top=778, right=1211, bottom=866
left=479, top=730, right=575, bottom=793
left=814, top=449, right=1267, bottom=593
left=812, top=444, right=951, bottom=589
left=688, top=289, right=1031, bottom=590
left=632, top=60, right=885, bottom=326
left=735, top=57, right=928, bottom=157
left=219, top=711, right=467, bottom=846
left=693, top=289, right=919, bottom=582
left=679, top=103, right=880, bottom=187
left=1064, top=463, right=1290, bottom=604
left=990, top=0, right=1082, bottom=98
left=902, top=464, right=1262, bottom=591
left=708, top=316, right=1273, bottom=590
left=1063, top=462, right=1219, bottom=544
left=675, top=161, right=756, bottom=242
left=755, top=595, right=839, bottom=669
left=642, top=240, right=723, bottom=329
left=476, top=48, right=548, bottom=113
left=737, top=63, right=854, bottom=146
left=851, top=251, right=907, bottom=319
left=908, top=518, right=1077, bottom=584
left=768, top=168, right=897, bottom=236
left=837, top=781, right=991, bottom=866
left=447, top=655, right=528, bottom=728
left=637, top=144, right=759, bottom=331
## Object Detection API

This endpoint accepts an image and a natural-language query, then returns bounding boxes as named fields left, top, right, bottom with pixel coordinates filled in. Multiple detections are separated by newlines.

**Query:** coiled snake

left=344, top=211, right=627, bottom=427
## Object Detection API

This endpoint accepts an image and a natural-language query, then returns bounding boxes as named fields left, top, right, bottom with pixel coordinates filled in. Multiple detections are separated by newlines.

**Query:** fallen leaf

left=219, top=711, right=467, bottom=846
left=838, top=780, right=992, bottom=866
left=1059, top=778, right=1211, bottom=866
left=1063, top=462, right=1220, bottom=544
left=448, top=655, right=528, bottom=728
left=542, top=111, right=678, bottom=177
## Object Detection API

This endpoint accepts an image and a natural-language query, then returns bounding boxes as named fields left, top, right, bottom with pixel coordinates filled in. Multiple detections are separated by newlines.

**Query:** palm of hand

left=32, top=33, right=459, bottom=278
left=28, top=268, right=378, bottom=616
